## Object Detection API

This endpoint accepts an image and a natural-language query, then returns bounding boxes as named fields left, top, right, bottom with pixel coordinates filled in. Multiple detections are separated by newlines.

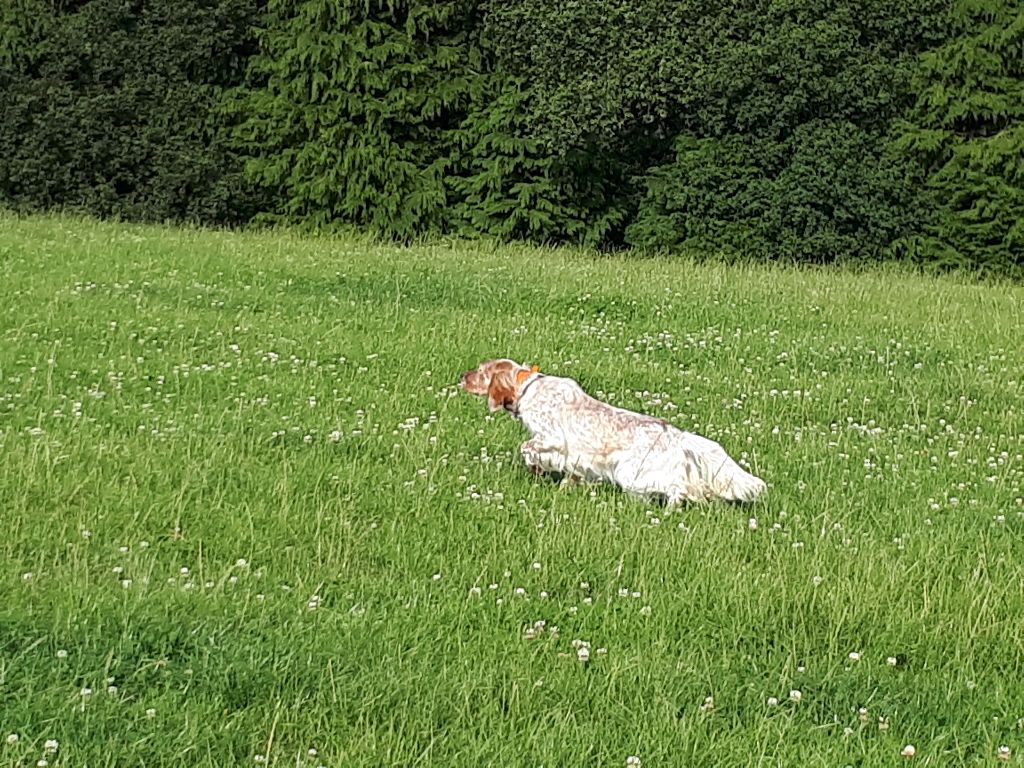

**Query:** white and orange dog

left=461, top=359, right=766, bottom=505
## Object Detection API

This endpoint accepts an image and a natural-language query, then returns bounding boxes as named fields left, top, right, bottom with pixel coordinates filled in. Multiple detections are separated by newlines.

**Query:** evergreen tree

left=237, top=0, right=481, bottom=238
left=893, top=0, right=1024, bottom=274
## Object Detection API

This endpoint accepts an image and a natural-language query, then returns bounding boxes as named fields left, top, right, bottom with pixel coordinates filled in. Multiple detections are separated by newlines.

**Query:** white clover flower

left=43, top=740, right=59, bottom=753
left=639, top=605, right=652, bottom=616
left=766, top=696, right=779, bottom=706
left=886, top=656, right=898, bottom=666
left=997, top=746, right=1010, bottom=761
left=748, top=517, right=759, bottom=531
left=848, top=651, right=861, bottom=662
left=6, top=733, right=19, bottom=744
left=789, top=689, right=802, bottom=703
left=576, top=646, right=590, bottom=663
left=56, top=650, right=68, bottom=660
left=626, top=757, right=641, bottom=767
left=900, top=744, right=916, bottom=757
left=146, top=708, right=157, bottom=718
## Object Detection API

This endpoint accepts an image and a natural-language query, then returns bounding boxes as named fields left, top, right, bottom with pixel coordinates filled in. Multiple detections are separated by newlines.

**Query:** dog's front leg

left=520, top=439, right=566, bottom=477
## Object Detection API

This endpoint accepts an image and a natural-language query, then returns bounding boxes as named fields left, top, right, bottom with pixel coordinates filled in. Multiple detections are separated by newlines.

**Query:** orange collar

left=516, top=365, right=540, bottom=385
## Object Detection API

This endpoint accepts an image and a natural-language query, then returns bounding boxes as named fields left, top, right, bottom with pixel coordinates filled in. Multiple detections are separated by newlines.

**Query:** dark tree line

left=1, top=0, right=1021, bottom=275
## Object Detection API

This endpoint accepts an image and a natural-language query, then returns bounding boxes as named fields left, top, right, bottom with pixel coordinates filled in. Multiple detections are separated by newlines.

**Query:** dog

left=460, top=359, right=766, bottom=504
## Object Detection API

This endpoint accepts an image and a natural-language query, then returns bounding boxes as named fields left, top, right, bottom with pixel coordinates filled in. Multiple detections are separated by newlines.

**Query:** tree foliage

left=0, top=0, right=262, bottom=224
left=893, top=0, right=1024, bottom=274
left=1, top=0, right=1021, bottom=276
left=235, top=0, right=482, bottom=237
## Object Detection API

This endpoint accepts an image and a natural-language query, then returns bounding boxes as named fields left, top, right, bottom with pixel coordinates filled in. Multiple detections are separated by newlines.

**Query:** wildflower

left=81, top=687, right=93, bottom=697
left=858, top=707, right=869, bottom=722
left=6, top=734, right=18, bottom=744
left=789, top=689, right=802, bottom=703
left=997, top=746, right=1010, bottom=761
left=700, top=695, right=715, bottom=712
left=146, top=708, right=156, bottom=718
left=56, top=650, right=68, bottom=659
left=748, top=517, right=759, bottom=531
left=43, top=740, right=59, bottom=753
left=37, top=760, right=48, bottom=768
left=848, top=651, right=861, bottom=662
left=577, top=646, right=590, bottom=663
left=766, top=697, right=779, bottom=706
left=886, top=656, right=898, bottom=666
left=627, top=757, right=641, bottom=767
left=900, top=744, right=916, bottom=757
left=639, top=605, right=652, bottom=616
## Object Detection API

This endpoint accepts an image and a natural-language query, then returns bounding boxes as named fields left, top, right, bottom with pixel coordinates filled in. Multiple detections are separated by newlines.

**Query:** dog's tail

left=701, top=451, right=766, bottom=503
left=714, top=464, right=767, bottom=502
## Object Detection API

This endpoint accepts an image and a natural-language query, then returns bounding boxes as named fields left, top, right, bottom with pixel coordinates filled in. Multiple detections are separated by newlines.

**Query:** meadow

left=2, top=213, right=1023, bottom=767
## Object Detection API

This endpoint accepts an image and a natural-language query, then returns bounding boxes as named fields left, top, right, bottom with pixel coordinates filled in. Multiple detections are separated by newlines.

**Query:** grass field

left=2, top=213, right=1023, bottom=767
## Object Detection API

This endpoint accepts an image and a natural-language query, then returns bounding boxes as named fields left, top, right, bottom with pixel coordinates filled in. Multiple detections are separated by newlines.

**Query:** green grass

left=2, top=213, right=1023, bottom=767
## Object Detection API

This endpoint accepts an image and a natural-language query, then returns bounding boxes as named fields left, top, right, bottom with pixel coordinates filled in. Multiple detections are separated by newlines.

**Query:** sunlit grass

left=2, top=213, right=1023, bottom=767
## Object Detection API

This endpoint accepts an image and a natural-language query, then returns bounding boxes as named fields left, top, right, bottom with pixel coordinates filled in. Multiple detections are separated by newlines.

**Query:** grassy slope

left=1, top=214, right=1023, bottom=767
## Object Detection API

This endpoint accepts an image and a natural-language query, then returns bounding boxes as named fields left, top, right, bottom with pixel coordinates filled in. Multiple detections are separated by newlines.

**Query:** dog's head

left=460, top=358, right=538, bottom=413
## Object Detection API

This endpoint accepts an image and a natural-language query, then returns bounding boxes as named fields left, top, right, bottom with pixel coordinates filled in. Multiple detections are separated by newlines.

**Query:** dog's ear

left=487, top=370, right=516, bottom=412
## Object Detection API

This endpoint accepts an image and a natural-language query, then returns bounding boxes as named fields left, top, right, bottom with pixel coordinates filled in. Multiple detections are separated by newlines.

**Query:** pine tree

left=237, top=0, right=481, bottom=238
left=893, top=0, right=1024, bottom=273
